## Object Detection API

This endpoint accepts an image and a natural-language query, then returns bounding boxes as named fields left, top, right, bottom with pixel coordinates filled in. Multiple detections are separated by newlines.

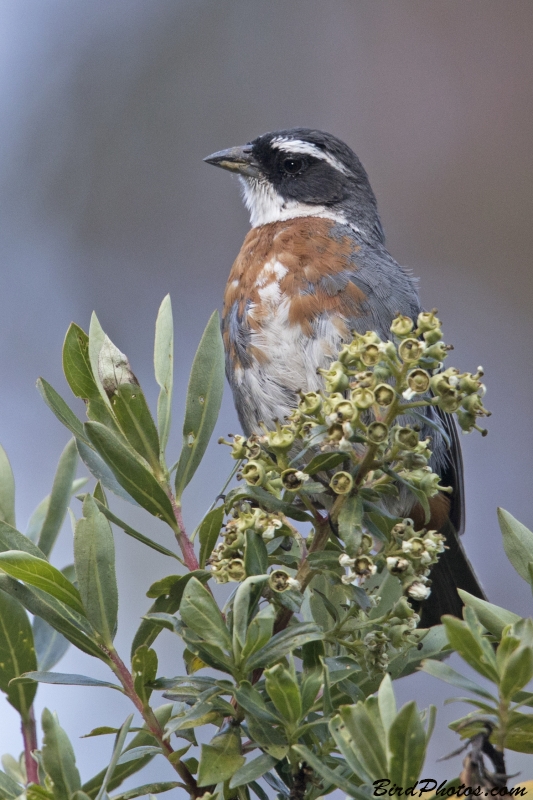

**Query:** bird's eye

left=282, top=157, right=304, bottom=175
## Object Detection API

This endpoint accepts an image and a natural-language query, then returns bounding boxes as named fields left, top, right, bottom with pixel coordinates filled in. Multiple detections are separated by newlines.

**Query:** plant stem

left=21, top=706, right=39, bottom=785
left=168, top=491, right=200, bottom=571
left=107, top=648, right=199, bottom=797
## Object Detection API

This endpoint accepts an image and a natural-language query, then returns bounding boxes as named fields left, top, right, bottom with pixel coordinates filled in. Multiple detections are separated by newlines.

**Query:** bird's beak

left=203, top=145, right=260, bottom=178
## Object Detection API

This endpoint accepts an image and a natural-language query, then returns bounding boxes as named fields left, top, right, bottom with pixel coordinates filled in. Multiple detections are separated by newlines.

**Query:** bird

left=204, top=127, right=485, bottom=626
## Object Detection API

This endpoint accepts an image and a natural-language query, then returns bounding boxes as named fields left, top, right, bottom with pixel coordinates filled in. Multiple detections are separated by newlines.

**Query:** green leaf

left=63, top=323, right=98, bottom=400
left=94, top=714, right=133, bottom=800
left=175, top=311, right=225, bottom=499
left=111, top=385, right=160, bottom=472
left=75, top=496, right=118, bottom=645
left=458, top=590, right=521, bottom=639
left=81, top=705, right=174, bottom=798
left=0, top=588, right=37, bottom=716
left=291, top=745, right=368, bottom=799
left=0, top=769, right=23, bottom=800
left=388, top=701, right=427, bottom=786
left=32, top=615, right=71, bottom=672
left=234, top=680, right=280, bottom=725
left=88, top=313, right=115, bottom=412
left=240, top=605, right=276, bottom=665
left=0, top=446, right=15, bottom=528
left=0, top=551, right=85, bottom=615
left=132, top=645, right=158, bottom=707
left=233, top=576, right=269, bottom=654
left=229, top=754, right=277, bottom=789
left=37, top=379, right=89, bottom=445
left=245, top=622, right=324, bottom=671
left=0, top=520, right=48, bottom=558
left=505, top=711, right=533, bottom=753
left=91, top=499, right=182, bottom=562
left=18, top=671, right=121, bottom=690
left=420, top=659, right=497, bottom=701
left=42, top=708, right=82, bottom=800
left=264, top=663, right=302, bottom=725
left=115, top=747, right=163, bottom=766
left=112, top=782, right=180, bottom=800
left=85, top=422, right=176, bottom=527
left=500, top=646, right=533, bottom=700
left=442, top=615, right=499, bottom=682
left=0, top=575, right=105, bottom=661
left=179, top=577, right=232, bottom=652
left=244, top=530, right=268, bottom=578
left=498, top=508, right=533, bottom=583
left=76, top=440, right=138, bottom=506
left=197, top=730, right=245, bottom=787
left=27, top=478, right=87, bottom=544
left=329, top=702, right=386, bottom=783
left=338, top=495, right=363, bottom=556
left=378, top=673, right=397, bottom=735
left=38, top=439, right=78, bottom=557
left=154, top=294, right=174, bottom=457
left=198, top=506, right=224, bottom=568
left=303, top=452, right=346, bottom=475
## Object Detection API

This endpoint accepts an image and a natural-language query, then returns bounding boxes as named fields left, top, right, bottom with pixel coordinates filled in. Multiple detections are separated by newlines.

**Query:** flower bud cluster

left=208, top=504, right=283, bottom=583
left=385, top=519, right=445, bottom=601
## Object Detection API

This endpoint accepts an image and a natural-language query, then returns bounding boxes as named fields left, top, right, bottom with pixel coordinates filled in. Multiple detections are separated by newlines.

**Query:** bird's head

left=204, top=127, right=384, bottom=242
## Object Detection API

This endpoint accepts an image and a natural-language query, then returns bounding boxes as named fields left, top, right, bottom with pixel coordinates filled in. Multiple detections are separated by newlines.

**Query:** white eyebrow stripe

left=270, top=137, right=350, bottom=176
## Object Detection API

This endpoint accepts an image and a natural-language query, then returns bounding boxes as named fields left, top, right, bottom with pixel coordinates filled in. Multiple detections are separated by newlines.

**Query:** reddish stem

left=21, top=707, right=39, bottom=785
left=168, top=494, right=200, bottom=572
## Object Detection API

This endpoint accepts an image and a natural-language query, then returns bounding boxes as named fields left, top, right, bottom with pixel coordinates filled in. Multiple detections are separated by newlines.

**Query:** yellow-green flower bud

left=268, top=569, right=299, bottom=593
left=268, top=426, right=295, bottom=452
left=332, top=400, right=356, bottom=422
left=417, top=310, right=441, bottom=333
left=351, top=387, right=375, bottom=409
left=386, top=557, right=410, bottom=575
left=361, top=533, right=374, bottom=552
left=398, top=338, right=425, bottom=363
left=390, top=314, right=414, bottom=337
left=227, top=558, right=246, bottom=582
left=241, top=460, right=266, bottom=486
left=367, top=421, right=389, bottom=444
left=402, top=537, right=425, bottom=557
left=456, top=409, right=476, bottom=432
left=423, top=327, right=443, bottom=345
left=360, top=343, right=381, bottom=366
left=458, top=373, right=482, bottom=394
left=353, top=556, right=376, bottom=577
left=338, top=341, right=361, bottom=367
left=326, top=423, right=344, bottom=442
left=329, top=471, right=354, bottom=494
left=351, top=370, right=375, bottom=388
left=436, top=391, right=461, bottom=413
left=461, top=394, right=484, bottom=414
left=319, top=361, right=349, bottom=393
left=394, top=427, right=419, bottom=450
left=423, top=343, right=448, bottom=362
left=407, top=369, right=430, bottom=394
left=281, top=468, right=308, bottom=492
left=299, top=391, right=322, bottom=415
left=374, top=383, right=395, bottom=406
left=230, top=435, right=248, bottom=459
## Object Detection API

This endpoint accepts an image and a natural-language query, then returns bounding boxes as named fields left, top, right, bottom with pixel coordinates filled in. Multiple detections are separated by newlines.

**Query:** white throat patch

left=239, top=176, right=350, bottom=229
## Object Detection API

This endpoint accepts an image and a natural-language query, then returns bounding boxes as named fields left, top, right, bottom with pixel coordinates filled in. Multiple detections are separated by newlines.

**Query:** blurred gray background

left=0, top=0, right=532, bottom=791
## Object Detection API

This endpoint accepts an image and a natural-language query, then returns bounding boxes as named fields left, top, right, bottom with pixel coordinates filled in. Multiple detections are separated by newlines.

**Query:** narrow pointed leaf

left=245, top=623, right=324, bottom=671
left=0, top=575, right=105, bottom=661
left=233, top=575, right=269, bottom=653
left=32, top=617, right=70, bottom=671
left=0, top=588, right=37, bottom=716
left=388, top=701, right=427, bottom=786
left=0, top=769, right=23, bottom=800
left=0, top=551, right=84, bottom=614
left=265, top=663, right=302, bottom=724
left=75, top=496, right=118, bottom=645
left=303, top=452, right=346, bottom=475
left=92, top=498, right=182, bottom=561
left=378, top=673, right=397, bottom=734
left=419, top=659, right=496, bottom=701
left=76, top=440, right=137, bottom=506
left=37, top=379, right=89, bottom=444
left=27, top=478, right=87, bottom=544
left=291, top=745, right=368, bottom=799
left=94, top=714, right=133, bottom=800
left=63, top=323, right=98, bottom=399
left=154, top=295, right=174, bottom=456
left=180, top=577, right=232, bottom=652
left=174, top=311, right=224, bottom=499
left=197, top=730, right=245, bottom=787
left=498, top=508, right=533, bottom=582
left=132, top=645, right=158, bottom=707
left=81, top=705, right=174, bottom=798
left=38, top=439, right=78, bottom=557
left=244, top=529, right=268, bottom=576
left=115, top=747, right=162, bottom=766
left=330, top=703, right=387, bottom=782
left=226, top=485, right=312, bottom=523
left=85, top=422, right=176, bottom=527
left=229, top=754, right=277, bottom=789
left=111, top=782, right=180, bottom=800
left=18, top=671, right=122, bottom=690
left=458, top=590, right=520, bottom=639
left=111, top=385, right=160, bottom=471
left=88, top=313, right=114, bottom=411
left=0, top=520, right=47, bottom=558
left=198, top=506, right=224, bottom=568
left=0, top=446, right=15, bottom=528
left=42, top=708, right=82, bottom=800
